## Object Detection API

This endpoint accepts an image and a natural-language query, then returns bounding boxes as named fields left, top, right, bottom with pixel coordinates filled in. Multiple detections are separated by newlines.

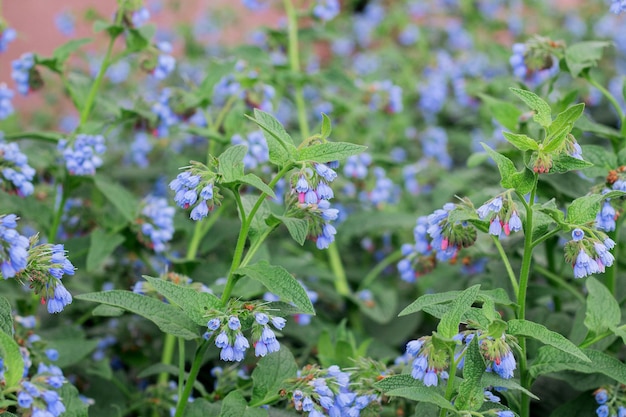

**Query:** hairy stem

left=173, top=340, right=210, bottom=417
left=492, top=235, right=519, bottom=296
left=515, top=173, right=538, bottom=417
left=360, top=249, right=403, bottom=289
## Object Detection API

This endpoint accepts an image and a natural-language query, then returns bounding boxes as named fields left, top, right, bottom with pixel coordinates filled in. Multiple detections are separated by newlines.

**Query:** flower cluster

left=11, top=53, right=36, bottom=95
left=206, top=307, right=286, bottom=362
left=564, top=228, right=615, bottom=279
left=16, top=363, right=68, bottom=417
left=289, top=162, right=340, bottom=249
left=609, top=0, right=626, bottom=15
left=593, top=386, right=626, bottom=417
left=0, top=138, right=36, bottom=197
left=405, top=336, right=450, bottom=387
left=131, top=6, right=151, bottom=27
left=398, top=202, right=477, bottom=282
left=129, top=130, right=153, bottom=167
left=343, top=153, right=372, bottom=180
left=136, top=195, right=175, bottom=252
left=291, top=366, right=379, bottom=417
left=313, top=0, right=340, bottom=22
left=231, top=130, right=270, bottom=170
left=58, top=134, right=106, bottom=176
left=152, top=42, right=176, bottom=80
left=21, top=241, right=75, bottom=314
left=151, top=88, right=180, bottom=137
left=476, top=194, right=522, bottom=237
left=509, top=38, right=559, bottom=87
left=169, top=167, right=219, bottom=221
left=0, top=83, right=14, bottom=120
left=0, top=214, right=29, bottom=278
left=0, top=27, right=16, bottom=53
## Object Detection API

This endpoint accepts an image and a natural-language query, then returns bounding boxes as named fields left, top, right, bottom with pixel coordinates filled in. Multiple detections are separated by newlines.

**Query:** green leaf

left=321, top=113, right=332, bottom=138
left=0, top=331, right=24, bottom=388
left=548, top=103, right=585, bottom=136
left=536, top=199, right=565, bottom=224
left=399, top=289, right=514, bottom=317
left=542, top=126, right=571, bottom=154
left=93, top=20, right=124, bottom=37
left=53, top=38, right=92, bottom=64
left=481, top=143, right=535, bottom=194
left=250, top=347, right=298, bottom=406
left=94, top=176, right=139, bottom=223
left=47, top=336, right=98, bottom=368
left=584, top=277, right=620, bottom=335
left=86, top=229, right=125, bottom=272
left=271, top=215, right=309, bottom=246
left=576, top=115, right=622, bottom=142
left=581, top=145, right=617, bottom=178
left=143, top=276, right=221, bottom=326
left=92, top=304, right=125, bottom=317
left=249, top=109, right=296, bottom=166
left=507, top=319, right=589, bottom=362
left=237, top=262, right=315, bottom=314
left=186, top=399, right=222, bottom=417
left=530, top=346, right=626, bottom=385
left=58, top=384, right=90, bottom=417
left=480, top=373, right=539, bottom=400
left=565, top=41, right=611, bottom=77
left=240, top=195, right=272, bottom=236
left=502, top=132, right=538, bottom=151
left=456, top=337, right=487, bottom=411
left=550, top=154, right=593, bottom=174
left=296, top=142, right=367, bottom=163
left=75, top=291, right=200, bottom=340
left=477, top=94, right=522, bottom=131
left=374, top=375, right=455, bottom=410
left=510, top=87, right=552, bottom=128
left=567, top=191, right=626, bottom=225
left=0, top=296, right=13, bottom=336
left=220, top=391, right=268, bottom=417
left=218, top=145, right=247, bottom=183
left=240, top=174, right=276, bottom=199
left=438, top=285, right=481, bottom=339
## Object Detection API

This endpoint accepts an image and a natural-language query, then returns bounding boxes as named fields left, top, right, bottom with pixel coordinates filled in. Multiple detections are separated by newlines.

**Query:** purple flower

left=313, top=0, right=340, bottom=21
left=58, top=134, right=106, bottom=176
left=0, top=83, right=14, bottom=120
left=47, top=284, right=73, bottom=314
left=571, top=228, right=584, bottom=242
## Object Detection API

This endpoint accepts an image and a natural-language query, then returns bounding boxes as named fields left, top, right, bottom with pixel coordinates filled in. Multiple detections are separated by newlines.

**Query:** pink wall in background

left=1, top=0, right=283, bottom=114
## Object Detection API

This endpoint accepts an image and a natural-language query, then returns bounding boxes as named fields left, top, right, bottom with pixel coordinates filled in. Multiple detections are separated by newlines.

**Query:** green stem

left=439, top=348, right=458, bottom=417
left=360, top=249, right=403, bottom=289
left=530, top=228, right=560, bottom=249
left=157, top=334, right=177, bottom=386
left=492, top=236, right=519, bottom=296
left=79, top=11, right=123, bottom=127
left=3, top=131, right=61, bottom=143
left=584, top=73, right=624, bottom=121
left=579, top=331, right=613, bottom=349
left=515, top=173, right=538, bottom=417
left=185, top=203, right=226, bottom=261
left=178, top=337, right=185, bottom=401
left=283, top=0, right=310, bottom=140
left=47, top=184, right=68, bottom=242
left=328, top=242, right=350, bottom=296
left=240, top=225, right=278, bottom=269
left=221, top=164, right=294, bottom=305
left=533, top=264, right=585, bottom=304
left=173, top=340, right=210, bottom=417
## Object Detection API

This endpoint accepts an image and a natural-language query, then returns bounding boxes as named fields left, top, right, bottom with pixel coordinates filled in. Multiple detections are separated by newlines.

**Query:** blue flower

left=0, top=83, right=14, bottom=120
left=139, top=196, right=175, bottom=252
left=0, top=214, right=30, bottom=278
left=596, top=404, right=609, bottom=417
left=313, top=0, right=340, bottom=21
left=0, top=138, right=36, bottom=196
left=571, top=228, right=584, bottom=242
left=0, top=27, right=16, bottom=53
left=58, top=134, right=106, bottom=176
left=11, top=53, right=35, bottom=95
left=594, top=388, right=608, bottom=404
left=47, top=283, right=73, bottom=314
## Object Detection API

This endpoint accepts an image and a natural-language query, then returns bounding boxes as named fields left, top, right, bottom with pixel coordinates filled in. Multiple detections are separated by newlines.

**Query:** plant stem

left=79, top=11, right=123, bottom=127
left=533, top=264, right=585, bottom=304
left=360, top=249, right=403, bottom=289
left=439, top=349, right=458, bottom=417
left=173, top=340, right=210, bottom=417
left=328, top=243, right=351, bottom=296
left=178, top=337, right=185, bottom=401
left=157, top=334, right=177, bottom=386
left=515, top=173, right=538, bottom=417
left=47, top=185, right=68, bottom=242
left=606, top=215, right=624, bottom=297
left=492, top=235, right=519, bottom=296
left=221, top=164, right=294, bottom=305
left=283, top=0, right=310, bottom=140
left=4, top=131, right=61, bottom=143
left=584, top=73, right=624, bottom=121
